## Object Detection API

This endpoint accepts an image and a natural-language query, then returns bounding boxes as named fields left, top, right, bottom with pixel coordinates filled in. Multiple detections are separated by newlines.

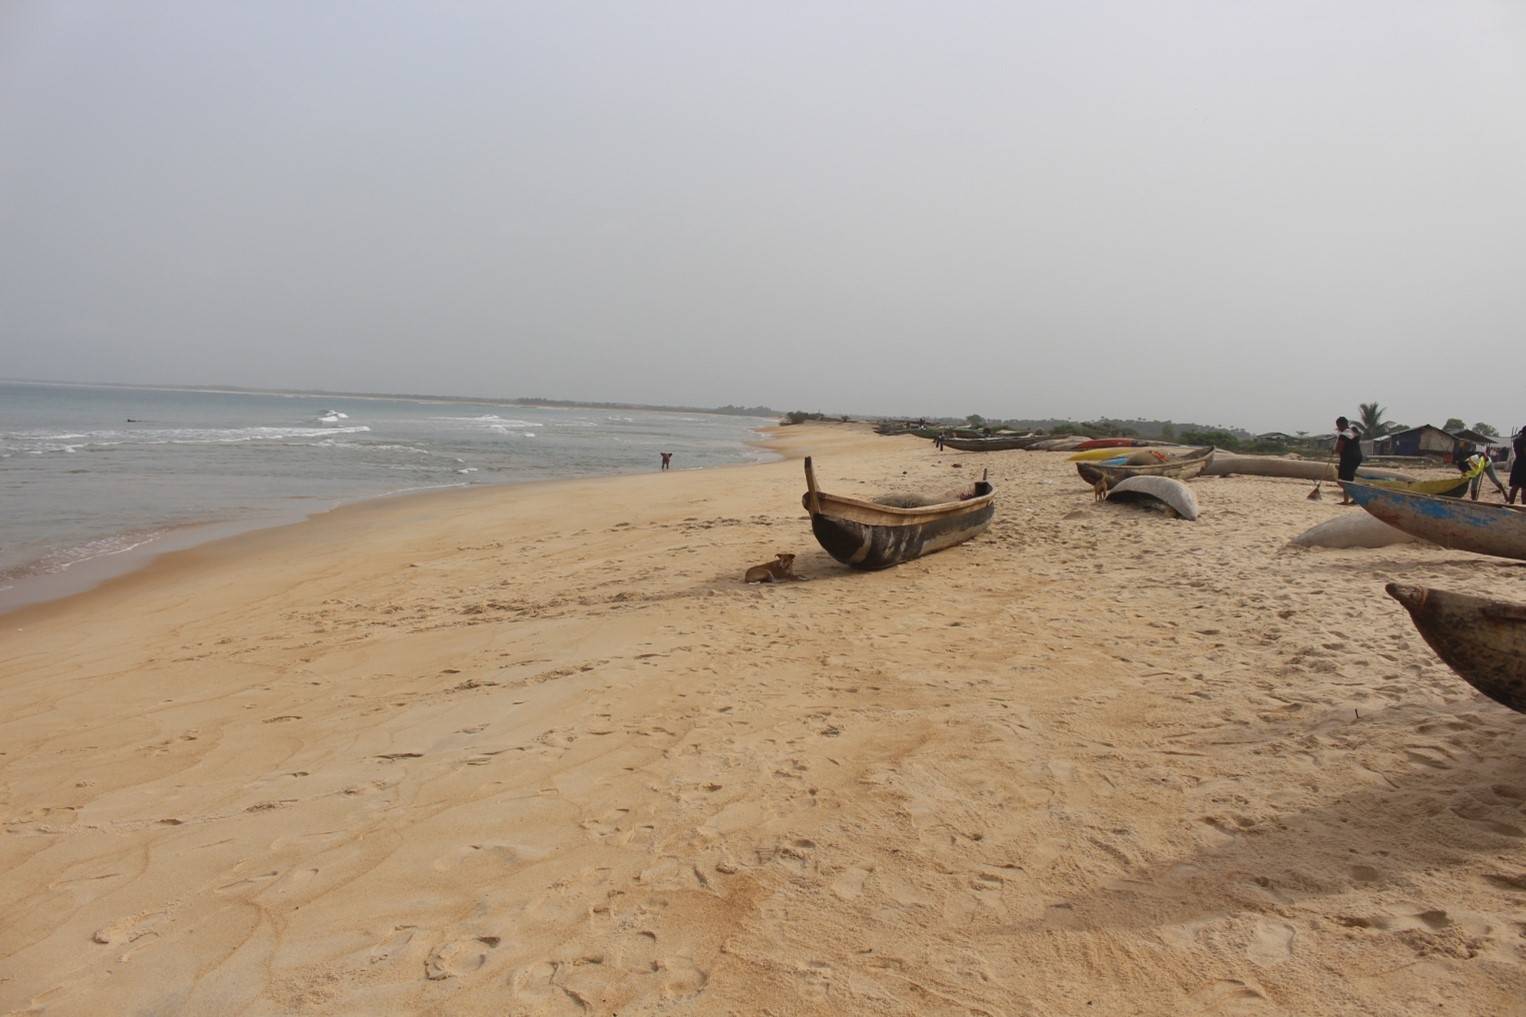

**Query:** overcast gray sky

left=3, top=2, right=1522, bottom=432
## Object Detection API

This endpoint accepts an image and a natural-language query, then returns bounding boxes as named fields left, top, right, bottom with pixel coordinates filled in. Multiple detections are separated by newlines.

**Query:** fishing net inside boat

left=873, top=493, right=939, bottom=508
left=872, top=486, right=978, bottom=508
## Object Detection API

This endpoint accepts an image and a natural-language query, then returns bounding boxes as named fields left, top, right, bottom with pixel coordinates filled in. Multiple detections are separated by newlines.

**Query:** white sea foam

left=3, top=424, right=375, bottom=453
left=440, top=414, right=540, bottom=428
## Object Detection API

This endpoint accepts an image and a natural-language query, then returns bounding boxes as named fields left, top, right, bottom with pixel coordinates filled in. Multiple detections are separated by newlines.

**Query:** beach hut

left=1371, top=424, right=1458, bottom=459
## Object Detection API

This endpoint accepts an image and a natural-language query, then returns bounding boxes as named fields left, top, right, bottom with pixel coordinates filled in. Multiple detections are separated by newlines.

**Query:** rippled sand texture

left=2, top=424, right=1523, bottom=1016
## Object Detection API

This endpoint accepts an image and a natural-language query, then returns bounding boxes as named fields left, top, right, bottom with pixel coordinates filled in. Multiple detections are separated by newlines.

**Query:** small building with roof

left=1370, top=424, right=1459, bottom=459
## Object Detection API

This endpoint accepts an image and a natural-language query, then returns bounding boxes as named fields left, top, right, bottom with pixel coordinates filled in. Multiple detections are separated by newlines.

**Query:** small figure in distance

left=1334, top=416, right=1363, bottom=505
left=660, top=451, right=673, bottom=471
left=744, top=552, right=805, bottom=583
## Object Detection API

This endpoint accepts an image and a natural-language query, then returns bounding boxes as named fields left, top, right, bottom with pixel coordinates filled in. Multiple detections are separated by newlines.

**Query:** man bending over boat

left=1458, top=445, right=1508, bottom=502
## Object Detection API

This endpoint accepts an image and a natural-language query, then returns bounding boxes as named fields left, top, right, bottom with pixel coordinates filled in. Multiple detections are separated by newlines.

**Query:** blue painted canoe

left=1342, top=482, right=1526, bottom=561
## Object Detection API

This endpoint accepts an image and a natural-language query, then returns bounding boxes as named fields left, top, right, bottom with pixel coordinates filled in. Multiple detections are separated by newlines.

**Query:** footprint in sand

left=1188, top=978, right=1267, bottom=1015
left=215, top=869, right=280, bottom=895
left=1246, top=920, right=1295, bottom=965
left=91, top=909, right=167, bottom=952
left=829, top=866, right=871, bottom=899
left=432, top=842, right=551, bottom=872
left=424, top=935, right=502, bottom=980
left=368, top=924, right=418, bottom=965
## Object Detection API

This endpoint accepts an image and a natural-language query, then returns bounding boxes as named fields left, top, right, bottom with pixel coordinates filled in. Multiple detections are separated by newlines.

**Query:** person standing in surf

left=1335, top=416, right=1363, bottom=505
left=660, top=451, right=673, bottom=471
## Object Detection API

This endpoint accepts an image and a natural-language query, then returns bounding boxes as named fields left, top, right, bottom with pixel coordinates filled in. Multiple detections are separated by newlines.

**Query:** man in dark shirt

left=1335, top=416, right=1363, bottom=505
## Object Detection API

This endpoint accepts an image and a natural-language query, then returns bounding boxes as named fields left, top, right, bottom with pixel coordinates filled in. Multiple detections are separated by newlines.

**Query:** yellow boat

left=1369, top=476, right=1470, bottom=498
left=1070, top=447, right=1149, bottom=462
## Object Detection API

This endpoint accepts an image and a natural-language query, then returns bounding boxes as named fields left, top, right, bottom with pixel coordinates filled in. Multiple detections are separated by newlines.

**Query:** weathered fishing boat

left=1289, top=514, right=1420, bottom=549
left=1076, top=446, right=1213, bottom=486
left=1342, top=483, right=1526, bottom=561
left=1203, top=453, right=1413, bottom=482
left=939, top=434, right=1042, bottom=452
left=1030, top=436, right=1094, bottom=451
left=1104, top=476, right=1199, bottom=520
left=1368, top=476, right=1470, bottom=498
left=1070, top=447, right=1149, bottom=462
left=1075, top=438, right=1143, bottom=451
left=1385, top=584, right=1526, bottom=713
left=802, top=457, right=995, bottom=570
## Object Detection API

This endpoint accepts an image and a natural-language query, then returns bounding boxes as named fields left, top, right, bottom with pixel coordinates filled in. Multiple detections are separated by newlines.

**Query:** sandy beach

left=2, top=423, right=1523, bottom=1016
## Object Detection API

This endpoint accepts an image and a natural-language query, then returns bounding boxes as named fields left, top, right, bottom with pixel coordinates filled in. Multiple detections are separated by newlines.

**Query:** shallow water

left=0, top=382, right=774, bottom=609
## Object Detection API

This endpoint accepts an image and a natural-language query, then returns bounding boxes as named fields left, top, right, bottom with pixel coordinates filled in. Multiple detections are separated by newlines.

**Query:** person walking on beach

left=660, top=451, right=673, bottom=471
left=1459, top=445, right=1509, bottom=501
left=1511, top=427, right=1526, bottom=505
left=1334, top=416, right=1363, bottom=505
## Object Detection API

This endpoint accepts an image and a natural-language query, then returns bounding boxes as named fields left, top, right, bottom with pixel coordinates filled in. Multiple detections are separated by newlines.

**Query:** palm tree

left=1356, top=401, right=1387, bottom=436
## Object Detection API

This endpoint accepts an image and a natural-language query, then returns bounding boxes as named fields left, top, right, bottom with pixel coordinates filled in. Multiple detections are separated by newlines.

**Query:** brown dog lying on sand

left=744, top=553, right=803, bottom=583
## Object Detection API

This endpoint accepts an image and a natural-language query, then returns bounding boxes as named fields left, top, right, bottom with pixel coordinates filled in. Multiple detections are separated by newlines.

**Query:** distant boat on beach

left=938, top=434, right=1043, bottom=452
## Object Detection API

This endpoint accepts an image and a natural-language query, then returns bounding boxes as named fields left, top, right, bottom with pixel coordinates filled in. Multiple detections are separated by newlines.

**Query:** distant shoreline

left=0, top=377, right=780, bottom=420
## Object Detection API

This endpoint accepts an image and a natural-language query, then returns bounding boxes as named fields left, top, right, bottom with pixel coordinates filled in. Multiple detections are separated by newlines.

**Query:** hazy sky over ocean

left=3, top=2, right=1523, bottom=433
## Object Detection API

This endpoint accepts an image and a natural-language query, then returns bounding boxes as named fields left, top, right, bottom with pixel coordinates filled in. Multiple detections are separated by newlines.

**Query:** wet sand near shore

left=2, top=423, right=1522, bottom=1016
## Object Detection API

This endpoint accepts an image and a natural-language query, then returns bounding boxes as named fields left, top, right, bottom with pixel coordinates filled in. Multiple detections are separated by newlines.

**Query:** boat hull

left=1386, top=584, right=1526, bottom=712
left=1105, top=476, right=1199, bottom=520
left=802, top=457, right=996, bottom=570
left=808, top=501, right=995, bottom=569
left=1076, top=447, right=1213, bottom=485
left=939, top=434, right=1041, bottom=452
left=1343, top=483, right=1526, bottom=561
left=1204, top=454, right=1414, bottom=482
left=1075, top=438, right=1141, bottom=450
left=1369, top=476, right=1470, bottom=498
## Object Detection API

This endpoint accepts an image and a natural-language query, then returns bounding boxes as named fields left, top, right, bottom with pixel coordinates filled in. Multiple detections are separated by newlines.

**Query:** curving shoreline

left=3, top=422, right=1522, bottom=1016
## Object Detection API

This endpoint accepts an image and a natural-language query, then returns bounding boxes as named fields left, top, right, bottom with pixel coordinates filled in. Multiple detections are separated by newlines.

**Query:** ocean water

left=0, top=382, right=775, bottom=610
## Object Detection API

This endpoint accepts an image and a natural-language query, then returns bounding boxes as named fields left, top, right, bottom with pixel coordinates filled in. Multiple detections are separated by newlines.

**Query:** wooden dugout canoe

left=802, top=457, right=995, bottom=570
left=1386, top=584, right=1526, bottom=713
left=1203, top=453, right=1414, bottom=482
left=1342, top=482, right=1526, bottom=561
left=1076, top=447, right=1213, bottom=486
left=938, top=434, right=1042, bottom=452
left=1074, top=438, right=1144, bottom=450
left=1069, top=446, right=1182, bottom=462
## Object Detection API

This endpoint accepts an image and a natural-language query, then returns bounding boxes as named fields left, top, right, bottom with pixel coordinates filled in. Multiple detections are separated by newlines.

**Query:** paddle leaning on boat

left=801, top=457, right=995, bottom=570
